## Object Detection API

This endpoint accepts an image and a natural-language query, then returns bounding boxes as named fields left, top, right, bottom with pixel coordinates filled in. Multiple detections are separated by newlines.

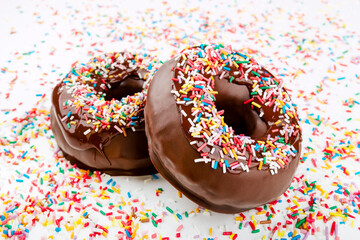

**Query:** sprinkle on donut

left=56, top=52, right=156, bottom=147
left=171, top=44, right=302, bottom=175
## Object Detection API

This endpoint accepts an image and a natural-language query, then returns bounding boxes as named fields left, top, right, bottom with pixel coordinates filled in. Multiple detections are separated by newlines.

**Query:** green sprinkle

left=4, top=224, right=12, bottom=229
left=260, top=86, right=271, bottom=90
left=295, top=217, right=307, bottom=228
left=229, top=76, right=234, bottom=83
left=330, top=206, right=337, bottom=210
left=40, top=178, right=43, bottom=185
left=107, top=188, right=114, bottom=193
left=235, top=60, right=250, bottom=64
left=96, top=202, right=103, bottom=208
left=185, top=211, right=189, bottom=218
left=152, top=213, right=157, bottom=218
left=100, top=210, right=106, bottom=216
left=252, top=229, right=260, bottom=234
left=166, top=206, right=174, bottom=214
left=59, top=202, right=65, bottom=206
left=152, top=219, right=157, bottom=227
left=239, top=222, right=243, bottom=229
left=251, top=71, right=261, bottom=77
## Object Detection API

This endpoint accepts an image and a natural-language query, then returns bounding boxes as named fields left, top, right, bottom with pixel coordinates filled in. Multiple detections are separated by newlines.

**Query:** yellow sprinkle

left=191, top=132, right=201, bottom=136
left=278, top=158, right=285, bottom=165
left=185, top=65, right=189, bottom=74
left=329, top=212, right=346, bottom=219
left=275, top=120, right=282, bottom=125
left=258, top=161, right=263, bottom=170
left=292, top=199, right=300, bottom=207
left=251, top=102, right=261, bottom=108
left=233, top=61, right=239, bottom=68
left=222, top=147, right=228, bottom=155
left=256, top=211, right=266, bottom=215
left=209, top=228, right=213, bottom=236
left=266, top=141, right=276, bottom=148
left=231, top=148, right=238, bottom=160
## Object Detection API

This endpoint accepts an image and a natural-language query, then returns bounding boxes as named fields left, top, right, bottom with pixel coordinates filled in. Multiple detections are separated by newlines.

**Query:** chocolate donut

left=51, top=52, right=157, bottom=175
left=145, top=44, right=302, bottom=213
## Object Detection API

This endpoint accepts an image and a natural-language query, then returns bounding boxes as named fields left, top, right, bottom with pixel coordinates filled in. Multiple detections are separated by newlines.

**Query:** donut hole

left=214, top=78, right=268, bottom=137
left=105, top=75, right=144, bottom=101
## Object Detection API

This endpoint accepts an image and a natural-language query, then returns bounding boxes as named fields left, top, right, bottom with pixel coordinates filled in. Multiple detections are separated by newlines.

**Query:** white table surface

left=0, top=0, right=359, bottom=239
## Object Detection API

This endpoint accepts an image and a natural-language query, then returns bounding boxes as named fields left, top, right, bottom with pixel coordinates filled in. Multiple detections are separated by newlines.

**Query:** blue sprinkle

left=202, top=102, right=211, bottom=107
left=213, top=161, right=218, bottom=170
left=126, top=230, right=131, bottom=238
left=223, top=66, right=231, bottom=71
left=21, top=151, right=28, bottom=159
left=152, top=174, right=159, bottom=180
left=55, top=227, right=61, bottom=232
left=127, top=192, right=131, bottom=198
left=196, top=113, right=202, bottom=123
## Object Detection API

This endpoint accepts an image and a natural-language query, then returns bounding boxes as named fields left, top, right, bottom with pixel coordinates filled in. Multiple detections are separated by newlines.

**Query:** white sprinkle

left=181, top=110, right=187, bottom=117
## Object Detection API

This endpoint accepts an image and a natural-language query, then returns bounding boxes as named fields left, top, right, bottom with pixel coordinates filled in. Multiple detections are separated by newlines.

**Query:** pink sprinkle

left=176, top=224, right=183, bottom=232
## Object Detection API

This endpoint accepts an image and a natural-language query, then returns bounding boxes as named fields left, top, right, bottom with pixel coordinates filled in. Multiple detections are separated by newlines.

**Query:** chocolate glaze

left=145, top=58, right=302, bottom=213
left=51, top=54, right=156, bottom=175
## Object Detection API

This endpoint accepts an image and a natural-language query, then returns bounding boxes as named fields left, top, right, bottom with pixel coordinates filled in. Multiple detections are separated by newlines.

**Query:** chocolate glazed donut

left=51, top=52, right=157, bottom=175
left=145, top=45, right=302, bottom=213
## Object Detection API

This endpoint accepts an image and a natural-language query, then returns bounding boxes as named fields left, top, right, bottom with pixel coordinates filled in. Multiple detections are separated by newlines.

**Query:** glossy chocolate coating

left=145, top=58, right=302, bottom=213
left=51, top=67, right=156, bottom=176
